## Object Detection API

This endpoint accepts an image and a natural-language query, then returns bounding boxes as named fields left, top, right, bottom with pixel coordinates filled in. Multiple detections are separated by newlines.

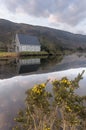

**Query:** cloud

left=2, top=0, right=86, bottom=26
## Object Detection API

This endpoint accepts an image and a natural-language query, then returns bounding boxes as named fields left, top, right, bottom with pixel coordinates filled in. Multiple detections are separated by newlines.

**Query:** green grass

left=19, top=51, right=49, bottom=56
left=0, top=52, right=18, bottom=58
left=0, top=51, right=65, bottom=58
left=0, top=51, right=49, bottom=58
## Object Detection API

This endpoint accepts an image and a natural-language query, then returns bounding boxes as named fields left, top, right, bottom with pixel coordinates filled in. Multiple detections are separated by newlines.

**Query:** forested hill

left=0, top=18, right=86, bottom=52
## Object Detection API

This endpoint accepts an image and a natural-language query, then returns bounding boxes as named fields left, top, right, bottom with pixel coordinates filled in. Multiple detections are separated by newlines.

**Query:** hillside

left=0, top=19, right=86, bottom=52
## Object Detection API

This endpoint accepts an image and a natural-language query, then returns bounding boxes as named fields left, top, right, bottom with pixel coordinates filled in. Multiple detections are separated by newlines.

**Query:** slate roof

left=17, top=34, right=40, bottom=46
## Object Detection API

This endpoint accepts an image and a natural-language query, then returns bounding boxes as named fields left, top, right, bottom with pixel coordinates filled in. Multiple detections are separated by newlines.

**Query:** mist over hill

left=0, top=19, right=86, bottom=52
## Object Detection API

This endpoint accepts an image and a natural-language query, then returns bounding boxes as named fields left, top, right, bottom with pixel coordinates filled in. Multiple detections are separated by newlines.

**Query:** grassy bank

left=0, top=50, right=73, bottom=58
left=0, top=50, right=69, bottom=58
left=19, top=51, right=49, bottom=57
left=0, top=51, right=49, bottom=58
left=0, top=52, right=18, bottom=58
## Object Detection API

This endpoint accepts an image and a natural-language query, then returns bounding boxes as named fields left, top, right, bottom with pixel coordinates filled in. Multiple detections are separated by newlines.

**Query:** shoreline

left=0, top=51, right=63, bottom=59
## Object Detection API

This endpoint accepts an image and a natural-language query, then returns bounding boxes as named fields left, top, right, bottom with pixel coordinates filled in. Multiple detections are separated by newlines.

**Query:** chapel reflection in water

left=0, top=57, right=41, bottom=78
left=0, top=55, right=63, bottom=79
left=17, top=58, right=40, bottom=74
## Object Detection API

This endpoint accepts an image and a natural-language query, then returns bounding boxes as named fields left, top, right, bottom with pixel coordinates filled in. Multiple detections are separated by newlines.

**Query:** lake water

left=0, top=53, right=86, bottom=130
left=1, top=53, right=86, bottom=79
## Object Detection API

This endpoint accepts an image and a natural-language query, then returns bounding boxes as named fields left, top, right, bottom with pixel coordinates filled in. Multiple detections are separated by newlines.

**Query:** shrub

left=13, top=71, right=86, bottom=130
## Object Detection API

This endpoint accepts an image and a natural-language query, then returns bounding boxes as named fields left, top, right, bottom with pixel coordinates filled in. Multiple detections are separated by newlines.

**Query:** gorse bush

left=13, top=71, right=86, bottom=130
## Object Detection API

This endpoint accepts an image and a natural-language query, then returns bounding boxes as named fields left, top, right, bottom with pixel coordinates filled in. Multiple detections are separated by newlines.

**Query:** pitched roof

left=17, top=34, right=40, bottom=46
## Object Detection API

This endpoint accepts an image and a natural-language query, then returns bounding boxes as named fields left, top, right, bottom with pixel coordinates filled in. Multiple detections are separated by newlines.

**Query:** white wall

left=20, top=45, right=41, bottom=52
left=19, top=58, right=40, bottom=65
left=15, top=34, right=41, bottom=52
left=15, top=34, right=20, bottom=52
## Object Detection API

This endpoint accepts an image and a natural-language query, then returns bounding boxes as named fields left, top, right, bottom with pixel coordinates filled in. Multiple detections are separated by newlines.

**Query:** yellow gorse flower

left=44, top=128, right=50, bottom=130
left=32, top=83, right=46, bottom=94
left=40, top=83, right=46, bottom=88
left=43, top=126, right=51, bottom=130
left=61, top=79, right=71, bottom=85
left=65, top=106, right=72, bottom=112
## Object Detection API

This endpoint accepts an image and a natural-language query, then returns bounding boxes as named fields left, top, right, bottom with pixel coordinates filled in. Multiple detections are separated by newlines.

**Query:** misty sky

left=0, top=0, right=86, bottom=34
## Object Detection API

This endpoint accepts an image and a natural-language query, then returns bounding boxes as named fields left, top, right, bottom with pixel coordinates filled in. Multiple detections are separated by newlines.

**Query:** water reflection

left=0, top=68, right=86, bottom=130
left=1, top=53, right=86, bottom=79
left=0, top=59, right=18, bottom=79
left=0, top=55, right=63, bottom=79
left=0, top=58, right=41, bottom=78
left=17, top=58, right=41, bottom=74
left=0, top=53, right=86, bottom=129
